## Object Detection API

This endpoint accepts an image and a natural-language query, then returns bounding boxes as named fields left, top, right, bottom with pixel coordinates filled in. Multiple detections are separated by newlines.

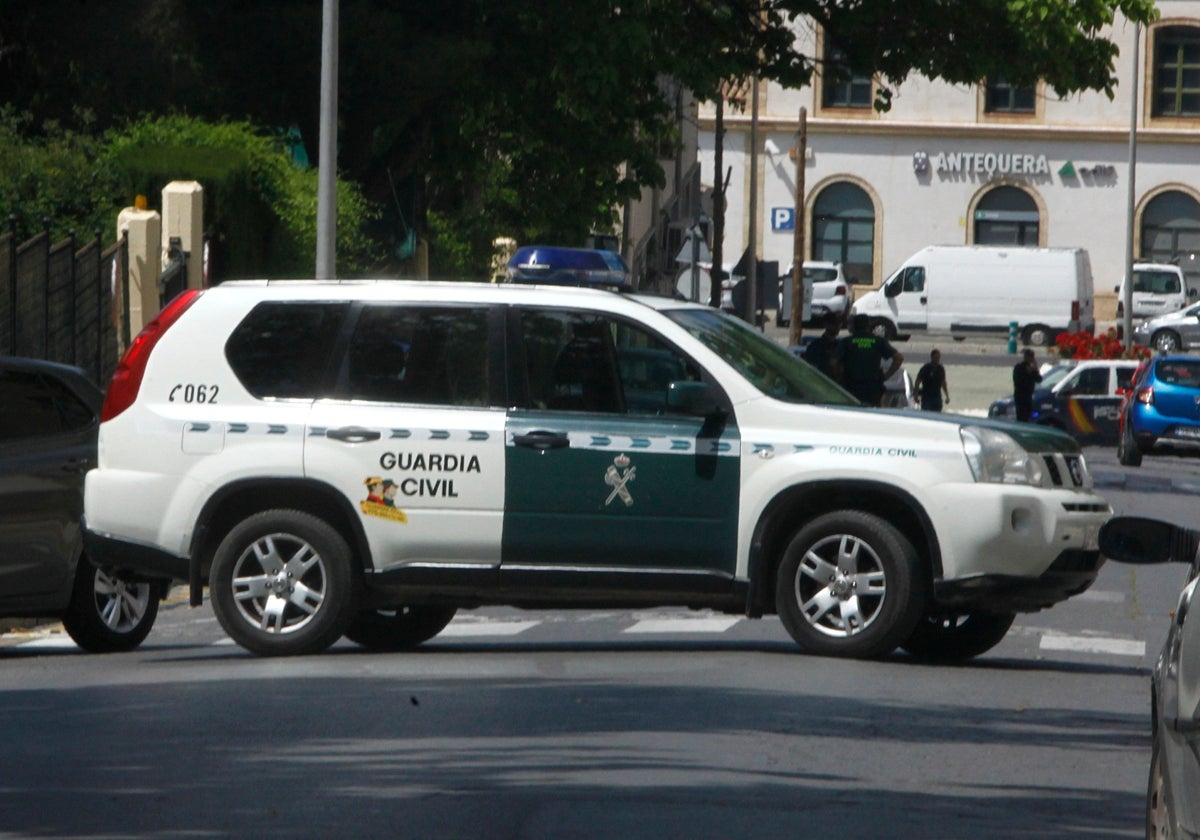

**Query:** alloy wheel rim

left=230, top=532, right=327, bottom=635
left=795, top=534, right=887, bottom=638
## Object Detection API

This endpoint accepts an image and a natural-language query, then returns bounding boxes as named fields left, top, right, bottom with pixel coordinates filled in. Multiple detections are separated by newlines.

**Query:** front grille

left=1040, top=453, right=1089, bottom=488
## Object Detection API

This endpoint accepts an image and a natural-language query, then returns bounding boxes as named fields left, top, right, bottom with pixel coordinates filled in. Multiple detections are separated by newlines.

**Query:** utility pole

left=744, top=76, right=760, bottom=327
left=789, top=107, right=808, bottom=347
left=710, top=95, right=726, bottom=309
left=315, top=0, right=338, bottom=280
left=1123, top=22, right=1140, bottom=351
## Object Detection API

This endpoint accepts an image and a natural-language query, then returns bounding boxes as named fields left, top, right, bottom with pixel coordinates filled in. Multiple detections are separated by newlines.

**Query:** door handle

left=920, top=296, right=927, bottom=304
left=513, top=430, right=570, bottom=451
left=326, top=426, right=382, bottom=443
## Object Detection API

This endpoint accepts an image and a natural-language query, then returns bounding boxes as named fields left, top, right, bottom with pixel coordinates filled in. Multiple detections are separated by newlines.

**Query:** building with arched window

left=697, top=5, right=1200, bottom=321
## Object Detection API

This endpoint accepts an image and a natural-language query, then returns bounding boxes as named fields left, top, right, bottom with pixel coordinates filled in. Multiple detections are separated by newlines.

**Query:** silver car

left=1132, top=300, right=1200, bottom=353
left=1099, top=516, right=1200, bottom=840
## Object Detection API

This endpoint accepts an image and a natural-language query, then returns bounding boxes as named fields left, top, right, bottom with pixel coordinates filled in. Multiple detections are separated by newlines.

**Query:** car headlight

left=959, top=425, right=1047, bottom=485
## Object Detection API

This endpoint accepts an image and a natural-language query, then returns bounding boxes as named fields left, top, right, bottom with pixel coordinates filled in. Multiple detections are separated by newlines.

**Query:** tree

left=0, top=0, right=1159, bottom=275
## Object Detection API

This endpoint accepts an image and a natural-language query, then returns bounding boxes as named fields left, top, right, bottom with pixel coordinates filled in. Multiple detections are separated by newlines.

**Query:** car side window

left=1074, top=367, right=1110, bottom=396
left=346, top=305, right=492, bottom=407
left=226, top=302, right=349, bottom=398
left=516, top=310, right=701, bottom=415
left=0, top=370, right=93, bottom=441
left=1116, top=367, right=1136, bottom=390
left=902, top=267, right=925, bottom=293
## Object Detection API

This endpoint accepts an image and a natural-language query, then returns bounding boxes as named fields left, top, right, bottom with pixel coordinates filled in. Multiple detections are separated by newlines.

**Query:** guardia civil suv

left=84, top=280, right=1111, bottom=660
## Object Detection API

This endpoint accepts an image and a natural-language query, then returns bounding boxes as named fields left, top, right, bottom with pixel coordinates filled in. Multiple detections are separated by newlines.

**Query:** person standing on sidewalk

left=801, top=313, right=841, bottom=379
left=914, top=348, right=949, bottom=412
left=835, top=314, right=903, bottom=406
left=1012, top=348, right=1042, bottom=422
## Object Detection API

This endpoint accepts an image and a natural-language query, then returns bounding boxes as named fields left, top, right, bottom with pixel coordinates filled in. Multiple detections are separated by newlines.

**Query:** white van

left=852, top=245, right=1095, bottom=346
left=1114, top=262, right=1188, bottom=321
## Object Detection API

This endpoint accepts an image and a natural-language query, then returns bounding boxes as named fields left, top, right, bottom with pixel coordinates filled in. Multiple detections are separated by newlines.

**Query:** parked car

left=84, top=280, right=1109, bottom=661
left=1098, top=516, right=1200, bottom=840
left=988, top=359, right=1140, bottom=445
left=1117, top=355, right=1200, bottom=466
left=777, top=261, right=853, bottom=328
left=0, top=357, right=162, bottom=651
left=1115, top=262, right=1190, bottom=322
left=1132, top=300, right=1200, bottom=353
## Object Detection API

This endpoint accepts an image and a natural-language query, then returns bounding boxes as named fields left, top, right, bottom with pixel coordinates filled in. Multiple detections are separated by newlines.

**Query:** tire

left=61, top=559, right=161, bottom=653
left=344, top=605, right=458, bottom=651
left=775, top=511, right=927, bottom=659
left=209, top=510, right=359, bottom=656
left=1153, top=330, right=1182, bottom=354
left=868, top=318, right=897, bottom=340
left=1146, top=734, right=1173, bottom=840
left=1022, top=324, right=1053, bottom=347
left=899, top=611, right=1015, bottom=662
left=1118, top=421, right=1143, bottom=467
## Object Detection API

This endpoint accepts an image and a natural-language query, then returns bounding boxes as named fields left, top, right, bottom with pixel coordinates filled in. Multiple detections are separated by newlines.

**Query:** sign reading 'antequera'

left=931, top=151, right=1051, bottom=176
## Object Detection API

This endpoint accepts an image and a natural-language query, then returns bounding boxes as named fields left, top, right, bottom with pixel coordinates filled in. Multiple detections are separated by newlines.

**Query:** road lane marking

left=1039, top=633, right=1145, bottom=657
left=1074, top=589, right=1125, bottom=604
left=624, top=617, right=742, bottom=634
left=439, top=620, right=541, bottom=637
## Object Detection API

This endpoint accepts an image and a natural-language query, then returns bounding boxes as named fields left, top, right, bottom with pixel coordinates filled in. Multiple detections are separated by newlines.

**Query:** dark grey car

left=0, top=357, right=161, bottom=651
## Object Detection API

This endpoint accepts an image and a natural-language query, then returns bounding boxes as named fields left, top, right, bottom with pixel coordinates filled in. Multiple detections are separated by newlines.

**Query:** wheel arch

left=746, top=479, right=942, bottom=617
left=188, top=478, right=373, bottom=601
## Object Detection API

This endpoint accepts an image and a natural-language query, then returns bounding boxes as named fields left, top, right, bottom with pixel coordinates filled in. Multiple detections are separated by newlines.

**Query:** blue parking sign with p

left=771, top=207, right=794, bottom=231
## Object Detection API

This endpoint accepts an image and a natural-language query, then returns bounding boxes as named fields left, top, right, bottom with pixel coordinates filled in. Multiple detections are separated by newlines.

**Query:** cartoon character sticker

left=361, top=476, right=408, bottom=522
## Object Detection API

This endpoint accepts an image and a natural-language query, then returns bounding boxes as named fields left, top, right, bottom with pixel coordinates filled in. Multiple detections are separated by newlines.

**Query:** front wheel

left=900, top=611, right=1015, bottom=662
left=61, top=560, right=161, bottom=653
left=775, top=511, right=927, bottom=659
left=209, top=510, right=359, bottom=656
left=868, top=317, right=897, bottom=340
left=1146, top=734, right=1174, bottom=840
left=1022, top=324, right=1053, bottom=347
left=1153, top=329, right=1182, bottom=354
left=1118, top=421, right=1143, bottom=467
left=344, top=605, right=458, bottom=651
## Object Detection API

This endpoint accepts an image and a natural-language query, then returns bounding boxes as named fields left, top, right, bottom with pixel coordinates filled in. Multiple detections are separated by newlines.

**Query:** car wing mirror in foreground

left=667, top=380, right=722, bottom=416
left=1099, top=516, right=1200, bottom=565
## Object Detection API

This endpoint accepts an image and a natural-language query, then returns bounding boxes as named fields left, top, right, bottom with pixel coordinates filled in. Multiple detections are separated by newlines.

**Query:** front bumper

left=933, top=548, right=1103, bottom=613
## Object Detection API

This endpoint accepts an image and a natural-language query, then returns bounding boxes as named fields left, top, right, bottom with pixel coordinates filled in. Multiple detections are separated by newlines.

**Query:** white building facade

left=698, top=3, right=1200, bottom=320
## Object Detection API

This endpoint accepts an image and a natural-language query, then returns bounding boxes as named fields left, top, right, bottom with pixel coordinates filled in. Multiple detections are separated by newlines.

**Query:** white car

left=84, top=280, right=1110, bottom=660
left=1115, top=262, right=1189, bottom=322
left=777, top=261, right=853, bottom=328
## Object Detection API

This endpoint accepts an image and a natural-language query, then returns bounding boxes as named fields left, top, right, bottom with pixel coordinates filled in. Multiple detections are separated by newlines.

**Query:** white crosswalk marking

left=438, top=619, right=541, bottom=637
left=1039, top=634, right=1145, bottom=657
left=624, top=617, right=741, bottom=634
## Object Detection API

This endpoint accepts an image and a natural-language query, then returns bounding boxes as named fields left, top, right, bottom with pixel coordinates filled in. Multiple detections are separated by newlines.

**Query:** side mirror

left=1113, top=285, right=1120, bottom=293
left=884, top=281, right=901, bottom=299
left=1099, top=516, right=1199, bottom=565
left=666, top=380, right=722, bottom=416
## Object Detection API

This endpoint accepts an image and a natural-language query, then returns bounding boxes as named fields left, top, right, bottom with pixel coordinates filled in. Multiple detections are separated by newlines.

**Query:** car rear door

left=502, top=307, right=741, bottom=577
left=305, top=303, right=508, bottom=571
left=1059, top=365, right=1124, bottom=443
left=1148, top=359, right=1200, bottom=435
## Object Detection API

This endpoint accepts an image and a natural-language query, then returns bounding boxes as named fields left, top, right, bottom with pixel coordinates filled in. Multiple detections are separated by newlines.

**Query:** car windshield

left=803, top=266, right=839, bottom=282
left=665, top=308, right=857, bottom=405
left=1039, top=364, right=1076, bottom=390
left=1155, top=359, right=1200, bottom=387
left=1132, top=269, right=1181, bottom=294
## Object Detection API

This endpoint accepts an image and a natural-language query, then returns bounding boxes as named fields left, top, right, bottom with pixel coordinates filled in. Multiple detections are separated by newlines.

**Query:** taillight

left=1136, top=386, right=1154, bottom=406
left=101, top=290, right=202, bottom=421
left=1116, top=301, right=1124, bottom=318
left=835, top=284, right=847, bottom=295
left=1071, top=300, right=1080, bottom=321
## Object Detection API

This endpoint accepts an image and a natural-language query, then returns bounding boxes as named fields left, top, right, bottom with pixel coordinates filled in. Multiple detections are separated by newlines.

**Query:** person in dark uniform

left=801, top=313, right=841, bottom=379
left=914, top=348, right=949, bottom=412
left=835, top=314, right=904, bottom=406
left=1012, top=348, right=1043, bottom=422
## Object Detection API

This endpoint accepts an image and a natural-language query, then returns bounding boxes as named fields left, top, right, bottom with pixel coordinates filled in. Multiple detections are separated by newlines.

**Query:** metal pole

left=1123, top=21, right=1140, bottom=351
left=789, top=107, right=808, bottom=346
left=315, top=0, right=339, bottom=280
left=710, top=95, right=726, bottom=309
left=68, top=229, right=76, bottom=365
left=744, top=76, right=760, bottom=326
left=94, top=229, right=103, bottom=378
left=7, top=215, right=16, bottom=355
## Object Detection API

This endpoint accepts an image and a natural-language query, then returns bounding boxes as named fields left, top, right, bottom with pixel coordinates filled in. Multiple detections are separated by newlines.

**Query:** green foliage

left=102, top=115, right=382, bottom=278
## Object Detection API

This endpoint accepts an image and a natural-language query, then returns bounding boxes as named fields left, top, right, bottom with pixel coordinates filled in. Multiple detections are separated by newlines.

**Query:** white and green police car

left=83, top=279, right=1111, bottom=659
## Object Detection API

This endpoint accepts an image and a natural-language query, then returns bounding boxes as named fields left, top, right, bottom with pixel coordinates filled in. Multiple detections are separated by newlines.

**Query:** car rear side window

left=226, top=302, right=349, bottom=399
left=0, top=370, right=95, bottom=440
left=345, top=305, right=492, bottom=406
left=1155, top=359, right=1200, bottom=386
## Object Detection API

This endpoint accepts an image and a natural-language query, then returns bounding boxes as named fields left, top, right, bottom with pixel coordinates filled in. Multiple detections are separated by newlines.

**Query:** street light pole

left=1123, top=21, right=1140, bottom=351
left=744, top=75, right=760, bottom=327
left=315, top=0, right=339, bottom=280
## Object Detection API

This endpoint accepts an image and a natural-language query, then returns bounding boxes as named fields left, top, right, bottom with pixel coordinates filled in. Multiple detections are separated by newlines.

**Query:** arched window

left=1143, top=190, right=1200, bottom=291
left=974, top=186, right=1039, bottom=246
left=811, top=182, right=875, bottom=285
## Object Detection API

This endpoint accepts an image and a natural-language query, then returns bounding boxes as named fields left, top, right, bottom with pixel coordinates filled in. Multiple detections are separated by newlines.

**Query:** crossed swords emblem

left=604, top=454, right=636, bottom=507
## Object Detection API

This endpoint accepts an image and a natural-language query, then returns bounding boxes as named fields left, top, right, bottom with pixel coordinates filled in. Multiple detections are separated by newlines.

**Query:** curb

left=1092, top=469, right=1200, bottom=496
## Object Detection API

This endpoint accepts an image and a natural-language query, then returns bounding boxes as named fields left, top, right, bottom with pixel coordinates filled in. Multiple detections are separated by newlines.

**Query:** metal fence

left=0, top=217, right=128, bottom=387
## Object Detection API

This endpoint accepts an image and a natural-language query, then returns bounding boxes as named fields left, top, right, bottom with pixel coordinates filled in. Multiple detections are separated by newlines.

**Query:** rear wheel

left=61, top=560, right=161, bottom=653
left=1022, top=324, right=1053, bottom=347
left=1153, top=329, right=1182, bottom=353
left=344, top=605, right=458, bottom=650
left=900, top=611, right=1015, bottom=662
left=209, top=509, right=359, bottom=656
left=1118, top=420, right=1143, bottom=467
left=775, top=511, right=927, bottom=659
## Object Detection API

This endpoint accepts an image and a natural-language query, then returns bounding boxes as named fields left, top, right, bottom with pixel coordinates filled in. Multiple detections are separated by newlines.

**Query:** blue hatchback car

left=1117, top=355, right=1200, bottom=466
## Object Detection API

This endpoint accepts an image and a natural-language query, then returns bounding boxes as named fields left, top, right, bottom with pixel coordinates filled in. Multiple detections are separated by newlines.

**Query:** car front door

left=305, top=303, right=508, bottom=572
left=883, top=266, right=928, bottom=330
left=1059, top=365, right=1124, bottom=443
left=502, top=308, right=741, bottom=578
